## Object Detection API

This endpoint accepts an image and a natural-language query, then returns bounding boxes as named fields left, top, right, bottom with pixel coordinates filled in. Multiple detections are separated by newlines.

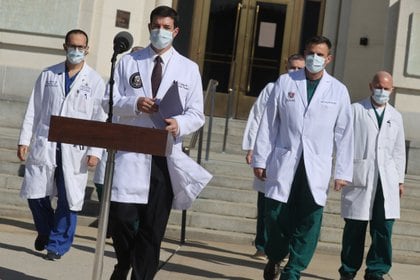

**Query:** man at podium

left=103, top=6, right=211, bottom=280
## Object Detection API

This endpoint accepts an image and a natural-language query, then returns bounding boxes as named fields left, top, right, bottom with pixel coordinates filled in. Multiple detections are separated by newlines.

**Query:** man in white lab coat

left=339, top=71, right=405, bottom=280
left=103, top=6, right=211, bottom=280
left=253, top=36, right=354, bottom=280
left=17, top=29, right=106, bottom=260
left=242, top=54, right=305, bottom=260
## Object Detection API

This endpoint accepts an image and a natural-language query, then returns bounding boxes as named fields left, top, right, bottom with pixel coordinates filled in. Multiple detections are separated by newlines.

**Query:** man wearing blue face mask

left=103, top=5, right=211, bottom=280
left=252, top=35, right=354, bottom=280
left=338, top=71, right=406, bottom=280
left=17, top=29, right=106, bottom=261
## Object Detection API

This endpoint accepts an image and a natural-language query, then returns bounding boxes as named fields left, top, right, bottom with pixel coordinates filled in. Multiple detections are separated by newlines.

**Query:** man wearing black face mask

left=103, top=6, right=211, bottom=280
left=17, top=29, right=106, bottom=261
left=339, top=71, right=406, bottom=280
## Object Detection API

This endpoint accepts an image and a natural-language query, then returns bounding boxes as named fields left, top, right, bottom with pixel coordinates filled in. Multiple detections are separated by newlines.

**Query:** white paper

left=258, top=22, right=276, bottom=48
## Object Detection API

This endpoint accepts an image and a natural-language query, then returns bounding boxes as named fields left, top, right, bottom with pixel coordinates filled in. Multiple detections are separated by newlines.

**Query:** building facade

left=1, top=0, right=419, bottom=143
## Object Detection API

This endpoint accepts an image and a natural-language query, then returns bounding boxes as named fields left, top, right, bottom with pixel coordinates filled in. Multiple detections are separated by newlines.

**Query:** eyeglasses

left=66, top=44, right=87, bottom=51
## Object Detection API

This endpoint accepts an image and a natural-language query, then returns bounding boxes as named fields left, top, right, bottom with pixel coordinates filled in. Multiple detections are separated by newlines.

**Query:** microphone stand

left=92, top=51, right=119, bottom=280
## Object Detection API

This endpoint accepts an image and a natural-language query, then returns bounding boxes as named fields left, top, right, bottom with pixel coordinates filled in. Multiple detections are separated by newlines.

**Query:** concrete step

left=199, top=185, right=257, bottom=204
left=201, top=160, right=252, bottom=178
left=190, top=198, right=257, bottom=219
left=0, top=136, right=20, bottom=151
left=168, top=210, right=256, bottom=235
left=165, top=223, right=254, bottom=245
left=0, top=173, right=23, bottom=191
left=0, top=147, right=20, bottom=163
left=0, top=160, right=22, bottom=177
left=0, top=99, right=27, bottom=129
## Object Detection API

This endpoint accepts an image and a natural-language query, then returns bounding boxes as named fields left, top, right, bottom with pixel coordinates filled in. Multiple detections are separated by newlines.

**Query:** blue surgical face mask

left=305, top=54, right=326, bottom=74
left=372, top=88, right=391, bottom=105
left=150, top=28, right=173, bottom=50
left=66, top=48, right=85, bottom=64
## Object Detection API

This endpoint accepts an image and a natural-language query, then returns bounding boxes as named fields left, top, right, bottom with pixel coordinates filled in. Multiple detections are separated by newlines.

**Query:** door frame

left=182, top=0, right=325, bottom=119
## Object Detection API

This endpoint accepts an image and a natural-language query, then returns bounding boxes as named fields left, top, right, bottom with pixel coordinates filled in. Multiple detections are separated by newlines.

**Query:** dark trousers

left=339, top=180, right=394, bottom=278
left=255, top=191, right=266, bottom=252
left=109, top=156, right=174, bottom=280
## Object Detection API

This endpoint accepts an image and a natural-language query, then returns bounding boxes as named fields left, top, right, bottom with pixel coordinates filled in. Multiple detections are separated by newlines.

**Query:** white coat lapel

left=365, top=99, right=379, bottom=130
left=57, top=63, right=66, bottom=97
left=308, top=71, right=331, bottom=108
left=294, top=71, right=307, bottom=108
left=67, top=63, right=88, bottom=96
left=136, top=51, right=152, bottom=98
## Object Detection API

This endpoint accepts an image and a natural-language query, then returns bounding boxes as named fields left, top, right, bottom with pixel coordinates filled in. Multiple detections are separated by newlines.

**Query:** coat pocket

left=352, top=159, right=369, bottom=187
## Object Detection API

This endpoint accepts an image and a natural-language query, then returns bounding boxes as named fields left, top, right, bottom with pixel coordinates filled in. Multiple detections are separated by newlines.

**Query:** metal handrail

left=204, top=79, right=219, bottom=161
left=180, top=79, right=218, bottom=244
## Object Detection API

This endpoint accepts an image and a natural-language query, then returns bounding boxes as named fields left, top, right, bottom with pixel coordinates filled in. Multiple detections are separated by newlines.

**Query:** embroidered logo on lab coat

left=176, top=81, right=189, bottom=90
left=45, top=80, right=58, bottom=87
left=129, top=72, right=142, bottom=88
left=287, top=92, right=295, bottom=101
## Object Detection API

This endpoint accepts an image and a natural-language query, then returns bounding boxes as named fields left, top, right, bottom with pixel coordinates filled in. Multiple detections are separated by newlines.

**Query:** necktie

left=151, top=56, right=162, bottom=97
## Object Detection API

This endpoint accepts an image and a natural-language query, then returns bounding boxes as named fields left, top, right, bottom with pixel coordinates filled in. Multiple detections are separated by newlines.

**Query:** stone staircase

left=1, top=113, right=420, bottom=265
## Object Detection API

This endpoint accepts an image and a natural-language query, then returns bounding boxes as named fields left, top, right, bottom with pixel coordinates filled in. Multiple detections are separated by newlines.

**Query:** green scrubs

left=339, top=104, right=394, bottom=279
left=264, top=158, right=323, bottom=280
left=339, top=180, right=394, bottom=279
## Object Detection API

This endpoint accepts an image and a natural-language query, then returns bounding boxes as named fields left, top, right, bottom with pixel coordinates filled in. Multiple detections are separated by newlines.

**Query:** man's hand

left=136, top=97, right=159, bottom=113
left=253, top=167, right=266, bottom=181
left=334, top=179, right=348, bottom=191
left=245, top=150, right=253, bottom=165
left=399, top=183, right=404, bottom=198
left=165, top=118, right=179, bottom=137
left=17, top=145, right=28, bottom=161
left=87, top=155, right=99, bottom=168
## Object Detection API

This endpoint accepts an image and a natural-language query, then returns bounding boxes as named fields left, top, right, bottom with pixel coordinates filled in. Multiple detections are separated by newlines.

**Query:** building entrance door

left=197, top=0, right=294, bottom=119
left=187, top=0, right=325, bottom=119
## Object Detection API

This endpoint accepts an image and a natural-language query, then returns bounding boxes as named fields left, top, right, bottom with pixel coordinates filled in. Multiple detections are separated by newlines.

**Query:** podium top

left=48, top=116, right=172, bottom=156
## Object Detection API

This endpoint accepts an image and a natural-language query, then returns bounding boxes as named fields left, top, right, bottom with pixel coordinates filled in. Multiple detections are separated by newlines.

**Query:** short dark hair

left=305, top=35, right=332, bottom=50
left=150, top=6, right=179, bottom=28
left=287, top=53, right=304, bottom=64
left=65, top=29, right=89, bottom=46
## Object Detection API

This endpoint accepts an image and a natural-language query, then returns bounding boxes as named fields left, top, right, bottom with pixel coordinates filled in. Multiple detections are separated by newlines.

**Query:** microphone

left=113, top=31, right=133, bottom=54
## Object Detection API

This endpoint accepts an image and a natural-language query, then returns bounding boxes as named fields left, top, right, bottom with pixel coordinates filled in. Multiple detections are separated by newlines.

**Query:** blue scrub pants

left=27, top=144, right=78, bottom=256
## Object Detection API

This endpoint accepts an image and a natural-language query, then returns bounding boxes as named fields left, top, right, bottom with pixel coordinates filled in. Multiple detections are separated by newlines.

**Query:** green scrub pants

left=265, top=158, right=323, bottom=280
left=339, top=180, right=394, bottom=279
left=255, top=191, right=267, bottom=252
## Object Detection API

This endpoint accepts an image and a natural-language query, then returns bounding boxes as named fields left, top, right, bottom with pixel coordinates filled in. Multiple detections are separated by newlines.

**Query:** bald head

left=370, top=71, right=394, bottom=106
left=372, top=71, right=393, bottom=86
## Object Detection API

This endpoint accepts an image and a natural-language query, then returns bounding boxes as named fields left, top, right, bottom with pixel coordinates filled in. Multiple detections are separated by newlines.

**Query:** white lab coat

left=93, top=149, right=108, bottom=185
left=103, top=46, right=212, bottom=210
left=341, top=98, right=405, bottom=220
left=253, top=69, right=353, bottom=206
left=19, top=62, right=106, bottom=211
left=242, top=82, right=274, bottom=192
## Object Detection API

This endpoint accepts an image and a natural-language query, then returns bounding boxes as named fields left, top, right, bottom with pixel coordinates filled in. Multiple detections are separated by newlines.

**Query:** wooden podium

left=48, top=116, right=173, bottom=155
left=48, top=115, right=172, bottom=280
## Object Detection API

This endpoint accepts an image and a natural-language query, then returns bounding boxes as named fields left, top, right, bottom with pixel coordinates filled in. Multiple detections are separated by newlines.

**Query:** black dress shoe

left=34, top=235, right=49, bottom=251
left=340, top=274, right=355, bottom=280
left=364, top=274, right=384, bottom=280
left=263, top=260, right=281, bottom=280
left=43, top=251, right=61, bottom=261
left=110, top=265, right=129, bottom=280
